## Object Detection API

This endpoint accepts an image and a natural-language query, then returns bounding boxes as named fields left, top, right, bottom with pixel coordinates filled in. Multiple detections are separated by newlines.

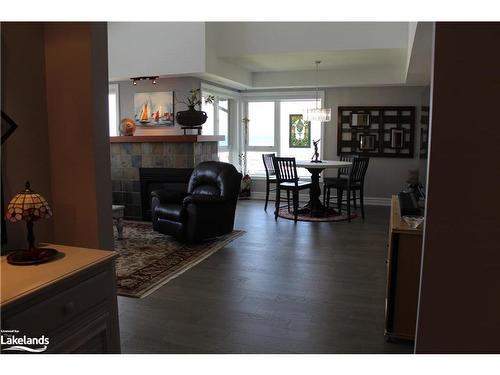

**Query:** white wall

left=112, top=76, right=201, bottom=135
left=108, top=22, right=205, bottom=81
left=207, top=22, right=409, bottom=57
left=252, top=66, right=407, bottom=89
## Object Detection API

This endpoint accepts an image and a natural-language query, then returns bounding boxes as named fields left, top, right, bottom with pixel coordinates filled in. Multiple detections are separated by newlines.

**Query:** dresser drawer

left=3, top=269, right=113, bottom=335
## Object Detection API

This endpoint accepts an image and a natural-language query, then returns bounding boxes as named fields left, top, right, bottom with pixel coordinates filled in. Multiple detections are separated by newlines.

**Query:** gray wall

left=111, top=77, right=201, bottom=135
left=324, top=86, right=428, bottom=198
left=249, top=85, right=429, bottom=201
left=115, top=77, right=428, bottom=200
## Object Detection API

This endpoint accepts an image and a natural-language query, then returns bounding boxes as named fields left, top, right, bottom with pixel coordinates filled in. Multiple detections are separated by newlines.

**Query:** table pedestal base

left=300, top=167, right=339, bottom=218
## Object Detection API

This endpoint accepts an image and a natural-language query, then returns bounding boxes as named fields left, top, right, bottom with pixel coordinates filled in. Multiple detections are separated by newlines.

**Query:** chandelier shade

left=305, top=107, right=332, bottom=122
left=303, top=60, right=332, bottom=123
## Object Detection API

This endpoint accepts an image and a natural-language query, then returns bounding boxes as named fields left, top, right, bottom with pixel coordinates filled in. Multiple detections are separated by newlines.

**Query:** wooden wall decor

left=337, top=106, right=416, bottom=158
left=419, top=106, right=429, bottom=159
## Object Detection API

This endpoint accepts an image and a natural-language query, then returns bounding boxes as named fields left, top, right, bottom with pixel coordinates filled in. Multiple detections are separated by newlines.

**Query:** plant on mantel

left=176, top=88, right=214, bottom=109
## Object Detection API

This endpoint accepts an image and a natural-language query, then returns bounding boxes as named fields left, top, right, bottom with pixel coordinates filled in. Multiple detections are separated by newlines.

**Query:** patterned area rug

left=278, top=208, right=358, bottom=222
left=114, top=222, right=244, bottom=298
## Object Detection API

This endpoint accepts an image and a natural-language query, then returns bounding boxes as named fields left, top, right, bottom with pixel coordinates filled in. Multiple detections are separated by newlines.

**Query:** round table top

left=296, top=160, right=352, bottom=169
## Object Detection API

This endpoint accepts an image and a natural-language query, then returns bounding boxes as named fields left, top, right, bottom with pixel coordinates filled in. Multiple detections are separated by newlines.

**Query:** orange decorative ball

left=119, top=118, right=136, bottom=136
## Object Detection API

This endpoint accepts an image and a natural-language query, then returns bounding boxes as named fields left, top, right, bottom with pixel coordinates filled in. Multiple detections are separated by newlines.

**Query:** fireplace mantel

left=110, top=135, right=224, bottom=143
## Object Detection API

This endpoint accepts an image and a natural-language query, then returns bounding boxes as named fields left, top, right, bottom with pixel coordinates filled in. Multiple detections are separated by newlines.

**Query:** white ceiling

left=108, top=22, right=433, bottom=89
left=221, top=48, right=407, bottom=73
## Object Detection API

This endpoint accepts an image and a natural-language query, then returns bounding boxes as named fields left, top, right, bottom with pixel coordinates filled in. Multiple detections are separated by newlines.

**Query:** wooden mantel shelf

left=110, top=135, right=224, bottom=143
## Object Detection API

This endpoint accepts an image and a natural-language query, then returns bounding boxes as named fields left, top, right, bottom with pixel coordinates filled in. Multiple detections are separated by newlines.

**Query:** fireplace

left=110, top=135, right=221, bottom=221
left=139, top=168, right=193, bottom=221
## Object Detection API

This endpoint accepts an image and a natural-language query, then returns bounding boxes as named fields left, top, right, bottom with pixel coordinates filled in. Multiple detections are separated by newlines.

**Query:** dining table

left=295, top=160, right=352, bottom=217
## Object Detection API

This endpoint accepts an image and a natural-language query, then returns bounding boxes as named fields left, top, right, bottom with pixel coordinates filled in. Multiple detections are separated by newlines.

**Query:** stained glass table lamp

left=4, top=181, right=59, bottom=265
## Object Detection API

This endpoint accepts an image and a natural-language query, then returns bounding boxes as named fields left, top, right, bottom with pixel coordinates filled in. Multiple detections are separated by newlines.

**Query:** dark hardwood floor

left=118, top=200, right=414, bottom=353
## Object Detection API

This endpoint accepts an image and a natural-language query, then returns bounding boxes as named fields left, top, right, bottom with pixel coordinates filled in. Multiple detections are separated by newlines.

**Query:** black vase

left=175, top=105, right=208, bottom=127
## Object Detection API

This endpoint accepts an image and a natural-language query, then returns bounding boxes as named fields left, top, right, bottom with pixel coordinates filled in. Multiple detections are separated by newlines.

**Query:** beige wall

left=1, top=22, right=113, bottom=251
left=1, top=22, right=54, bottom=250
left=44, top=22, right=113, bottom=250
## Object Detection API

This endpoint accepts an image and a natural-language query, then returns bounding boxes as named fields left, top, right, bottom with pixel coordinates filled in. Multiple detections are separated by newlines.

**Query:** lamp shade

left=305, top=108, right=332, bottom=122
left=5, top=181, right=52, bottom=223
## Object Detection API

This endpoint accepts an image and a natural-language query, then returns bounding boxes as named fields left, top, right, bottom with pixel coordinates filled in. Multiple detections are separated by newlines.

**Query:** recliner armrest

left=151, top=189, right=188, bottom=204
left=183, top=194, right=227, bottom=206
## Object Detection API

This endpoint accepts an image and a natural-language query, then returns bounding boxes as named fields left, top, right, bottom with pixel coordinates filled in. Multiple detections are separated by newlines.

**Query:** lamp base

left=7, top=248, right=60, bottom=265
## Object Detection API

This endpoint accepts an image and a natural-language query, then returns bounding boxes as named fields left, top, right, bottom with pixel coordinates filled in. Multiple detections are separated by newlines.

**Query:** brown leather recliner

left=151, top=161, right=242, bottom=242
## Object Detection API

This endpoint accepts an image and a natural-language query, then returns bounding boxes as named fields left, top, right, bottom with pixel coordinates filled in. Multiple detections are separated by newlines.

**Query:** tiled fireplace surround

left=110, top=136, right=221, bottom=220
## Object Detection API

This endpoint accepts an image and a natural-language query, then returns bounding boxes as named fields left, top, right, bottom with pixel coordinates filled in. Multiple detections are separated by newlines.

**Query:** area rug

left=113, top=222, right=244, bottom=298
left=277, top=208, right=358, bottom=222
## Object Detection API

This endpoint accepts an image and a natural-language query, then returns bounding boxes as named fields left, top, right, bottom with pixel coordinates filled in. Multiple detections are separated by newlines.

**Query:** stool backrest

left=273, top=157, right=299, bottom=183
left=349, top=157, right=370, bottom=184
left=338, top=154, right=354, bottom=177
left=262, top=153, right=276, bottom=179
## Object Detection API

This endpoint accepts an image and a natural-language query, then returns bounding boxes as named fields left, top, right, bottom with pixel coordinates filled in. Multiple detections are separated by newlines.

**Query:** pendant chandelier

left=305, top=61, right=331, bottom=122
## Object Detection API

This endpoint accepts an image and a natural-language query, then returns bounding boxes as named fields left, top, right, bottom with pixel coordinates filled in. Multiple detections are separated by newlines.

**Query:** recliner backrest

left=188, top=161, right=242, bottom=201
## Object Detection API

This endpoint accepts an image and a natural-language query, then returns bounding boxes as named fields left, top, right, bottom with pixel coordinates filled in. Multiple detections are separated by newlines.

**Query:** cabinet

left=1, top=244, right=120, bottom=353
left=384, top=195, right=423, bottom=341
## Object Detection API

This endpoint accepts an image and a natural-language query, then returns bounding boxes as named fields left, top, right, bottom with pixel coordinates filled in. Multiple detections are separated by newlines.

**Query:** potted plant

left=175, top=89, right=214, bottom=134
left=238, top=152, right=252, bottom=199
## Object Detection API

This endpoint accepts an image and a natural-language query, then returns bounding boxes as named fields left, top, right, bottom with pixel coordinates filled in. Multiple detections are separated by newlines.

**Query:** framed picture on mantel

left=134, top=91, right=174, bottom=127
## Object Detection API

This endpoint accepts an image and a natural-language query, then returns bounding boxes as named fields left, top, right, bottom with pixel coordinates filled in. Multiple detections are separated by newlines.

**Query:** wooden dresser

left=1, top=244, right=120, bottom=353
left=384, top=195, right=423, bottom=341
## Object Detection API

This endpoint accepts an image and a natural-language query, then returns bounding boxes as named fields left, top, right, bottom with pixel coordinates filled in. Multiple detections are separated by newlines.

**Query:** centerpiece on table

left=175, top=89, right=214, bottom=135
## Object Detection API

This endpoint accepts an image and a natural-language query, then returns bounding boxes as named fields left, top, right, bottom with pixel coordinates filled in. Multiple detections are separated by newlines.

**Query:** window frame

left=241, top=90, right=326, bottom=177
left=201, top=83, right=241, bottom=163
left=203, top=97, right=230, bottom=152
left=108, top=83, right=120, bottom=137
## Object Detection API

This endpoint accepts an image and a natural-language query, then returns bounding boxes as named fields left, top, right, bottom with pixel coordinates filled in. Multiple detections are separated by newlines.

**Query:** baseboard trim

left=246, top=191, right=391, bottom=207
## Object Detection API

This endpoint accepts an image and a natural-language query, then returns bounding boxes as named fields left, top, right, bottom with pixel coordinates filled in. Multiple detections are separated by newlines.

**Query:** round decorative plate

left=7, top=248, right=60, bottom=265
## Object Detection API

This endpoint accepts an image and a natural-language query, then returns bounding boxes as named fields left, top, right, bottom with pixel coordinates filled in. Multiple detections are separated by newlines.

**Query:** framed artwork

left=134, top=92, right=174, bottom=126
left=391, top=128, right=404, bottom=149
left=1, top=111, right=19, bottom=246
left=1, top=111, right=18, bottom=144
left=351, top=112, right=370, bottom=128
left=359, top=134, right=376, bottom=151
left=289, top=114, right=311, bottom=148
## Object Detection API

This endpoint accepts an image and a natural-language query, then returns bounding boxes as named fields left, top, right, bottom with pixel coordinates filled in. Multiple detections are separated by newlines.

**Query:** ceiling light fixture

left=130, top=76, right=159, bottom=85
left=304, top=61, right=331, bottom=122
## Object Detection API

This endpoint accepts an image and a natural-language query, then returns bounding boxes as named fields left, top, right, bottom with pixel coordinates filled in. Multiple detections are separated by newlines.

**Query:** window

left=243, top=93, right=324, bottom=178
left=201, top=93, right=233, bottom=158
left=218, top=100, right=229, bottom=148
left=279, top=100, right=322, bottom=177
left=108, top=84, right=120, bottom=137
left=247, top=101, right=275, bottom=147
left=201, top=98, right=215, bottom=136
left=200, top=83, right=241, bottom=168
